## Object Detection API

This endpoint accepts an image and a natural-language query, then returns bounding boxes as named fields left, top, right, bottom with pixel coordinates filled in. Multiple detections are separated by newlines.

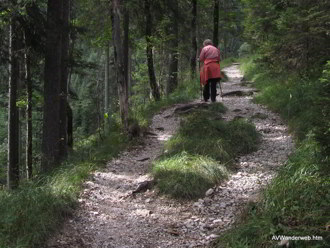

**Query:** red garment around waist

left=200, top=60, right=222, bottom=86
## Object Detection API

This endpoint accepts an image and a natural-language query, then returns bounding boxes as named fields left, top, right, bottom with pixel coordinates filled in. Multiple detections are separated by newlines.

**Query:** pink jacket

left=199, top=45, right=222, bottom=85
left=199, top=45, right=220, bottom=62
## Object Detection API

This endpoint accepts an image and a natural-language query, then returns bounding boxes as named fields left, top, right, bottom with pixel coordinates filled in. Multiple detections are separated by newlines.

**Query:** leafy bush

left=315, top=61, right=330, bottom=155
left=238, top=42, right=252, bottom=58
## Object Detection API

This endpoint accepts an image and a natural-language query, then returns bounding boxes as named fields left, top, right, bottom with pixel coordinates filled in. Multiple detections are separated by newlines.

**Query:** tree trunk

left=8, top=10, right=20, bottom=189
left=67, top=103, right=73, bottom=149
left=24, top=45, right=33, bottom=179
left=166, top=1, right=179, bottom=95
left=145, top=0, right=160, bottom=101
left=190, top=0, right=197, bottom=79
left=42, top=0, right=63, bottom=172
left=123, top=7, right=130, bottom=100
left=104, top=43, right=110, bottom=132
left=59, top=0, right=70, bottom=160
left=213, top=0, right=219, bottom=47
left=105, top=44, right=110, bottom=115
left=111, top=0, right=129, bottom=130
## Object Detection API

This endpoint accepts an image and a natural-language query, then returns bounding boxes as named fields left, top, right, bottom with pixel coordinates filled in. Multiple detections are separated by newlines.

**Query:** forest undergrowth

left=213, top=57, right=330, bottom=248
left=0, top=59, right=224, bottom=248
left=0, top=58, right=251, bottom=248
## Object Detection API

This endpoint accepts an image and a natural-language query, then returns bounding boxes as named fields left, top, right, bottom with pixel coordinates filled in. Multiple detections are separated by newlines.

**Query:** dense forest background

left=0, top=0, right=329, bottom=247
left=0, top=0, right=244, bottom=184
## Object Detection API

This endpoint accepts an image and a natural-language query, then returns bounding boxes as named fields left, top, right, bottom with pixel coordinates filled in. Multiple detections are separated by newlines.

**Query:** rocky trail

left=47, top=64, right=294, bottom=248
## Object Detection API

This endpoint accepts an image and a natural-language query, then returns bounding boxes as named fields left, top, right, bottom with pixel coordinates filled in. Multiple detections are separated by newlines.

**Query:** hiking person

left=199, top=39, right=222, bottom=102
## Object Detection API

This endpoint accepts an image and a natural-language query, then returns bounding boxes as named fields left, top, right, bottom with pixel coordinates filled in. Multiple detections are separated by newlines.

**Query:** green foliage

left=241, top=56, right=326, bottom=142
left=238, top=42, right=252, bottom=58
left=314, top=61, right=330, bottom=155
left=214, top=138, right=330, bottom=248
left=0, top=184, right=74, bottom=248
left=0, top=124, right=128, bottom=248
left=216, top=55, right=330, bottom=248
left=132, top=71, right=200, bottom=128
left=242, top=0, right=330, bottom=75
left=152, top=152, right=228, bottom=199
left=152, top=103, right=260, bottom=199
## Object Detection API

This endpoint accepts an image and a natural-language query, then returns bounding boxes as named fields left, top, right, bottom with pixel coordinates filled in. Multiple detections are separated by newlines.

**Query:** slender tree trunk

left=8, top=10, right=20, bottom=189
left=145, top=0, right=160, bottom=101
left=67, top=103, right=73, bottom=149
left=104, top=43, right=110, bottom=131
left=123, top=6, right=130, bottom=99
left=42, top=0, right=63, bottom=172
left=24, top=45, right=33, bottom=179
left=166, top=1, right=179, bottom=95
left=213, top=0, right=219, bottom=47
left=105, top=44, right=110, bottom=115
left=111, top=0, right=129, bottom=130
left=59, top=0, right=70, bottom=160
left=190, top=0, right=197, bottom=79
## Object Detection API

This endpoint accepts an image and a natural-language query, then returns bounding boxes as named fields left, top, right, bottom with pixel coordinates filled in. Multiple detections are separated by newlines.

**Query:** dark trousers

left=203, top=78, right=219, bottom=102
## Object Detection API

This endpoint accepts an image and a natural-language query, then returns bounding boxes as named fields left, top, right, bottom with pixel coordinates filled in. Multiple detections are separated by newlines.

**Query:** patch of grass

left=165, top=104, right=260, bottom=163
left=213, top=138, right=330, bottom=248
left=152, top=103, right=260, bottom=199
left=0, top=184, right=74, bottom=248
left=213, top=56, right=330, bottom=248
left=239, top=56, right=323, bottom=141
left=152, top=152, right=228, bottom=199
left=0, top=124, right=128, bottom=248
left=221, top=57, right=238, bottom=68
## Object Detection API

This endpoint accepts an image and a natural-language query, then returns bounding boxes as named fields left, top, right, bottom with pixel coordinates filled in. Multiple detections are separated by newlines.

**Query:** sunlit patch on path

left=47, top=64, right=294, bottom=248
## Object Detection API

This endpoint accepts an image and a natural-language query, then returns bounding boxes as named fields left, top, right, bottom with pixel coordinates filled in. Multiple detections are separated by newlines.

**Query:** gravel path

left=47, top=64, right=294, bottom=248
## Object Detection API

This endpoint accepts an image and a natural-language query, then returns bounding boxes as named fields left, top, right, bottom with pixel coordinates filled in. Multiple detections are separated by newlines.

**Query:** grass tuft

left=165, top=105, right=260, bottom=163
left=214, top=138, right=330, bottom=248
left=152, top=152, right=228, bottom=199
left=152, top=103, right=260, bottom=199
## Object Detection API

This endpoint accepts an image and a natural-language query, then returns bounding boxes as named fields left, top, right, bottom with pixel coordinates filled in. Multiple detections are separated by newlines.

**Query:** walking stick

left=219, top=80, right=223, bottom=101
left=199, top=59, right=202, bottom=101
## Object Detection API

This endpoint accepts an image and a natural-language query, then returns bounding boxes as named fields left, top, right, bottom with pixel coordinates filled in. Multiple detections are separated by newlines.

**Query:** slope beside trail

left=47, top=64, right=294, bottom=248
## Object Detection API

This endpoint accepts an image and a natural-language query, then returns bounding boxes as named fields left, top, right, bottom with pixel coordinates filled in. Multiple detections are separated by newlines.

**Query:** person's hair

left=203, top=39, right=213, bottom=46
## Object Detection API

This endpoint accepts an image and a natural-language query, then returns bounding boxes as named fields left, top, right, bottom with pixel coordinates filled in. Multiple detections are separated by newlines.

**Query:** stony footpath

left=47, top=64, right=294, bottom=248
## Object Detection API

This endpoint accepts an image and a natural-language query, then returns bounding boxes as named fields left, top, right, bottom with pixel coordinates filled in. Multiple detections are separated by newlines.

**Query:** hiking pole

left=198, top=59, right=202, bottom=101
left=219, top=80, right=223, bottom=101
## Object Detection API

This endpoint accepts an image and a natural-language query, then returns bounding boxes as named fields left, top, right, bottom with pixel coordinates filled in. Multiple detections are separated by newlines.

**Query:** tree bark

left=213, top=0, right=219, bottom=47
left=111, top=0, right=129, bottom=130
left=123, top=6, right=130, bottom=99
left=105, top=43, right=110, bottom=115
left=145, top=0, right=160, bottom=101
left=8, top=9, right=20, bottom=189
left=59, top=0, right=70, bottom=160
left=166, top=1, right=179, bottom=95
left=67, top=103, right=73, bottom=149
left=104, top=43, right=110, bottom=133
left=190, top=0, right=197, bottom=79
left=24, top=43, right=33, bottom=179
left=42, top=0, right=63, bottom=172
